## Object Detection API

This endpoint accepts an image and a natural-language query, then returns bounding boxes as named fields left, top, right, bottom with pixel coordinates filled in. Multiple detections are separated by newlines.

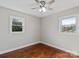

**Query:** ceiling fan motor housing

left=40, top=1, right=46, bottom=7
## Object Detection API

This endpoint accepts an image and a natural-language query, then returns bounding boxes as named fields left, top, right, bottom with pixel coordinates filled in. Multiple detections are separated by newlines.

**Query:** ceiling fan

left=32, top=0, right=55, bottom=13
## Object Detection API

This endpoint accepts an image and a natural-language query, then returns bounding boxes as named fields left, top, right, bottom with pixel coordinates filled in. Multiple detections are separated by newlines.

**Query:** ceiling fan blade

left=48, top=0, right=55, bottom=4
left=31, top=6, right=39, bottom=10
left=31, top=7, right=37, bottom=9
left=35, top=0, right=40, bottom=3
left=48, top=8, right=53, bottom=10
left=46, top=6, right=53, bottom=10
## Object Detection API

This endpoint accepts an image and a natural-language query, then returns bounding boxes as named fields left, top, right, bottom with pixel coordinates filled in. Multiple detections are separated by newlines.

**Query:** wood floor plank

left=0, top=43, right=79, bottom=58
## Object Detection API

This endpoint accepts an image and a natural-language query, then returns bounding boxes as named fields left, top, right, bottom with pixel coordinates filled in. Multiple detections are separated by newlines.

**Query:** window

left=10, top=16, right=24, bottom=33
left=61, top=17, right=76, bottom=32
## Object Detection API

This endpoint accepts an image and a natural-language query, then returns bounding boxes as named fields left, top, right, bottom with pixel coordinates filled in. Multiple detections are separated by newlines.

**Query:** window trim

left=10, top=16, right=25, bottom=33
left=59, top=16, right=77, bottom=33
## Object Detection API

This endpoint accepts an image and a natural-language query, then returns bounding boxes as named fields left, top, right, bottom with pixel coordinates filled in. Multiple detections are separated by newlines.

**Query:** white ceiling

left=0, top=0, right=79, bottom=17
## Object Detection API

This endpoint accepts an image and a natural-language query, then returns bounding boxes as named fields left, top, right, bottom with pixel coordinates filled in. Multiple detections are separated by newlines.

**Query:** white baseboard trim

left=1, top=41, right=79, bottom=56
left=0, top=41, right=41, bottom=54
left=41, top=41, right=79, bottom=56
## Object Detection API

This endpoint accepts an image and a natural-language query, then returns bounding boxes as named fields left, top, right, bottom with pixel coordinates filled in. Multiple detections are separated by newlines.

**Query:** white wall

left=0, top=5, right=79, bottom=55
left=41, top=6, right=79, bottom=53
left=0, top=6, right=40, bottom=53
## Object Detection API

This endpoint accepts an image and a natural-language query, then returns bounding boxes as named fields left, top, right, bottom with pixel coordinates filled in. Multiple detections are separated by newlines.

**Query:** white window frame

left=59, top=15, right=77, bottom=33
left=10, top=16, right=25, bottom=33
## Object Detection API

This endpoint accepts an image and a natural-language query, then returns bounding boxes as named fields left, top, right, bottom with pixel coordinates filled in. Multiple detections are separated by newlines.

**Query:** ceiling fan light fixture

left=39, top=7, right=46, bottom=12
left=33, top=0, right=55, bottom=13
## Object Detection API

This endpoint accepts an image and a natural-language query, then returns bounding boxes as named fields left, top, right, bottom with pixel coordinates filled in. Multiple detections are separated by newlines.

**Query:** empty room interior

left=0, top=0, right=79, bottom=58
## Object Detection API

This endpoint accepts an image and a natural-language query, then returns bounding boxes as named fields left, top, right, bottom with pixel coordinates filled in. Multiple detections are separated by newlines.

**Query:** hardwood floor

left=0, top=43, right=79, bottom=58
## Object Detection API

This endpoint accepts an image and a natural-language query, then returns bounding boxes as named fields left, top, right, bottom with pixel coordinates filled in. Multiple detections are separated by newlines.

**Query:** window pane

left=61, top=17, right=76, bottom=32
